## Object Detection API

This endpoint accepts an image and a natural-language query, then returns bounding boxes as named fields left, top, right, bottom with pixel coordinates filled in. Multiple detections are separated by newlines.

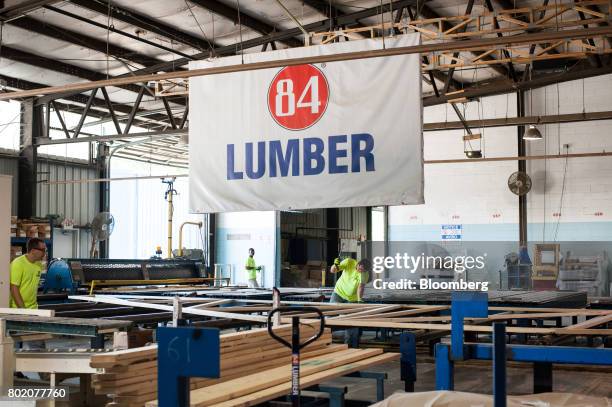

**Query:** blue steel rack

left=429, top=292, right=612, bottom=406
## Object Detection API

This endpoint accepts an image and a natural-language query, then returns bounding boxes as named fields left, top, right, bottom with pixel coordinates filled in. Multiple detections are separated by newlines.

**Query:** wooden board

left=184, top=348, right=382, bottom=406
left=69, top=295, right=268, bottom=323
left=566, top=313, right=612, bottom=329
left=145, top=352, right=400, bottom=407
left=91, top=325, right=324, bottom=368
left=0, top=308, right=55, bottom=317
left=303, top=318, right=612, bottom=336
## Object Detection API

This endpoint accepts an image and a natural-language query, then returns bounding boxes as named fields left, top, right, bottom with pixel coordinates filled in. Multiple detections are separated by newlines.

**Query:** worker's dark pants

left=329, top=292, right=360, bottom=346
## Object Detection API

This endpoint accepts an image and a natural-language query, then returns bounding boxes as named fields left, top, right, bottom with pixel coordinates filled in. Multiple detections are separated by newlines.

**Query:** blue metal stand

left=345, top=371, right=387, bottom=401
left=433, top=291, right=612, bottom=407
left=399, top=332, right=417, bottom=392
left=450, top=292, right=488, bottom=360
left=310, top=385, right=347, bottom=407
left=157, top=327, right=220, bottom=407
left=493, top=323, right=507, bottom=407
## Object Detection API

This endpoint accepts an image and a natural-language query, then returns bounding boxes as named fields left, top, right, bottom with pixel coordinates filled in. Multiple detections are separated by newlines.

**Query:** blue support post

left=157, top=327, right=220, bottom=407
left=346, top=371, right=386, bottom=401
left=399, top=332, right=417, bottom=392
left=316, top=385, right=347, bottom=407
left=533, top=362, right=553, bottom=393
left=493, top=323, right=507, bottom=407
left=346, top=328, right=360, bottom=348
left=435, top=343, right=454, bottom=390
left=516, top=319, right=530, bottom=343
left=450, top=292, right=488, bottom=360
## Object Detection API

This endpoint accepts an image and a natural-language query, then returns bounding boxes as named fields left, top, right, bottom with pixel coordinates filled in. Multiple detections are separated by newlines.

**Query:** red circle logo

left=268, top=64, right=329, bottom=131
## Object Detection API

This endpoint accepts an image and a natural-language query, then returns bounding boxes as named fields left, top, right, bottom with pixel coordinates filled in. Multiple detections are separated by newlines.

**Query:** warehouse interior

left=1, top=0, right=612, bottom=406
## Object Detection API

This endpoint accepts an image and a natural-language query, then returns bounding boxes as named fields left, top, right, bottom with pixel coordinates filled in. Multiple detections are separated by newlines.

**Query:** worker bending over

left=245, top=248, right=262, bottom=288
left=329, top=258, right=371, bottom=303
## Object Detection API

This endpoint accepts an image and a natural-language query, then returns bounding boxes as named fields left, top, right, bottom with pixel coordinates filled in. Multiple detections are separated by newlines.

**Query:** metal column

left=326, top=208, right=340, bottom=273
left=18, top=99, right=43, bottom=219
left=517, top=91, right=528, bottom=245
left=97, top=143, right=110, bottom=258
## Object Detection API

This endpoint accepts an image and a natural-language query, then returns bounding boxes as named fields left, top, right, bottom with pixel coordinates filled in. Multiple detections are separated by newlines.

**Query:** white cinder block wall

left=527, top=74, right=612, bottom=241
left=389, top=92, right=520, bottom=241
left=390, top=73, right=612, bottom=242
left=387, top=74, right=612, bottom=287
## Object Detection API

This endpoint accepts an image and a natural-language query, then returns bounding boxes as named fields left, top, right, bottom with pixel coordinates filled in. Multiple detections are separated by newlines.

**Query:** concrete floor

left=320, top=360, right=612, bottom=404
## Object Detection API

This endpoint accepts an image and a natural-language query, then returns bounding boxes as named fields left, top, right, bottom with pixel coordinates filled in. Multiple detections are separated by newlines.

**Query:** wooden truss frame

left=310, top=0, right=612, bottom=42
left=143, top=0, right=612, bottom=97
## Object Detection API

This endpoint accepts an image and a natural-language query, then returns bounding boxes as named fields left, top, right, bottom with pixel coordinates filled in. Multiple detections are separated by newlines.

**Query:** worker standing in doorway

left=10, top=238, right=45, bottom=309
left=329, top=258, right=371, bottom=303
left=245, top=248, right=261, bottom=288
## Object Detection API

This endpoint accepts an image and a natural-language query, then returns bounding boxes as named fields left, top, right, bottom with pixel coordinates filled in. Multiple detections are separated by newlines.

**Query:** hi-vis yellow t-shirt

left=246, top=257, right=257, bottom=280
left=9, top=255, right=43, bottom=309
left=334, top=258, right=368, bottom=302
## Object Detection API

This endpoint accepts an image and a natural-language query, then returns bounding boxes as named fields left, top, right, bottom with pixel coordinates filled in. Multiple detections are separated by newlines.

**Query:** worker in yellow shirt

left=10, top=238, right=45, bottom=309
left=329, top=258, right=371, bottom=303
left=329, top=257, right=371, bottom=346
left=245, top=248, right=261, bottom=288
left=11, top=238, right=47, bottom=364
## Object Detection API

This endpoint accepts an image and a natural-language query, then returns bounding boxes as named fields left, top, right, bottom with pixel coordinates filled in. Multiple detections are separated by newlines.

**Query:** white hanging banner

left=189, top=34, right=423, bottom=213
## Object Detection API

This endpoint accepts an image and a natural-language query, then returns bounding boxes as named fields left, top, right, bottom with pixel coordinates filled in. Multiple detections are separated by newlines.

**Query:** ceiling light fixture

left=523, top=125, right=543, bottom=141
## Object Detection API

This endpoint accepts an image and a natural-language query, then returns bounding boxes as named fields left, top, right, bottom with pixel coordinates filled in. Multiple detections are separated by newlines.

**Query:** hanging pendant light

left=524, top=125, right=543, bottom=141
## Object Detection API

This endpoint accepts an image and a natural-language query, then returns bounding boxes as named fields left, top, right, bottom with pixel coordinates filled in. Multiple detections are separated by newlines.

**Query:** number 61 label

left=268, top=64, right=329, bottom=131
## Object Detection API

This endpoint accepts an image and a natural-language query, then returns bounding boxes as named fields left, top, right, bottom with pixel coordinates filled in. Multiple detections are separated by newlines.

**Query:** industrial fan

left=89, top=212, right=115, bottom=258
left=508, top=171, right=532, bottom=196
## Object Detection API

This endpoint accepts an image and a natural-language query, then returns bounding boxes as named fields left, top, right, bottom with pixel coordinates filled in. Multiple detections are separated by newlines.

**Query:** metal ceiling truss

left=3, top=0, right=421, bottom=137
left=42, top=5, right=195, bottom=60
left=8, top=16, right=173, bottom=68
left=0, top=74, right=180, bottom=134
left=0, top=0, right=60, bottom=21
left=3, top=0, right=612, bottom=168
left=68, top=0, right=216, bottom=52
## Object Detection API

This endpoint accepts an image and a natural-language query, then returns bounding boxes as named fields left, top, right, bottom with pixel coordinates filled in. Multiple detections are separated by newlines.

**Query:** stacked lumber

left=91, top=324, right=337, bottom=407
left=145, top=348, right=399, bottom=407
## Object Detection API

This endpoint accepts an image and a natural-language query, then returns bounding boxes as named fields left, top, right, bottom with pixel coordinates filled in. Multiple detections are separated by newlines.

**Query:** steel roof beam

left=1, top=46, right=144, bottom=94
left=0, top=74, right=180, bottom=129
left=69, top=0, right=216, bottom=52
left=423, top=62, right=612, bottom=106
left=188, top=0, right=303, bottom=48
left=44, top=5, right=194, bottom=60
left=98, top=0, right=423, bottom=77
left=8, top=17, right=174, bottom=68
left=0, top=0, right=59, bottom=21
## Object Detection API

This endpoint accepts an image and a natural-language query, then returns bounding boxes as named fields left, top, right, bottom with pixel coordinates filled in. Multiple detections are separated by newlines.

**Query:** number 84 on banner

left=267, top=64, right=330, bottom=131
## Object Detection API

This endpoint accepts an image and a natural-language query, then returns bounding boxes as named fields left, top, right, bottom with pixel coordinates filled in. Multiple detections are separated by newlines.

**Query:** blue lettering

left=351, top=133, right=375, bottom=172
left=227, top=144, right=243, bottom=180
left=269, top=139, right=299, bottom=177
left=303, top=138, right=325, bottom=176
left=246, top=142, right=266, bottom=179
left=227, top=134, right=375, bottom=179
left=328, top=135, right=348, bottom=174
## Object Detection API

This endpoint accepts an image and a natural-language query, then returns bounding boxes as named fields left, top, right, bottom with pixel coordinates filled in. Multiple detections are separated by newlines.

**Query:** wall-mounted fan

left=89, top=212, right=115, bottom=258
left=508, top=171, right=532, bottom=196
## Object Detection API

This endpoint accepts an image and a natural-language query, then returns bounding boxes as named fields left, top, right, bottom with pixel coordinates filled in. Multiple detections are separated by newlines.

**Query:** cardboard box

left=10, top=246, right=22, bottom=261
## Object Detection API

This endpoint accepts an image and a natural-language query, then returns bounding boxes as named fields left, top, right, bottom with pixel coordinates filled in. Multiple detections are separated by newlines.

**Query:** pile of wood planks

left=90, top=324, right=348, bottom=407
left=146, top=347, right=398, bottom=407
